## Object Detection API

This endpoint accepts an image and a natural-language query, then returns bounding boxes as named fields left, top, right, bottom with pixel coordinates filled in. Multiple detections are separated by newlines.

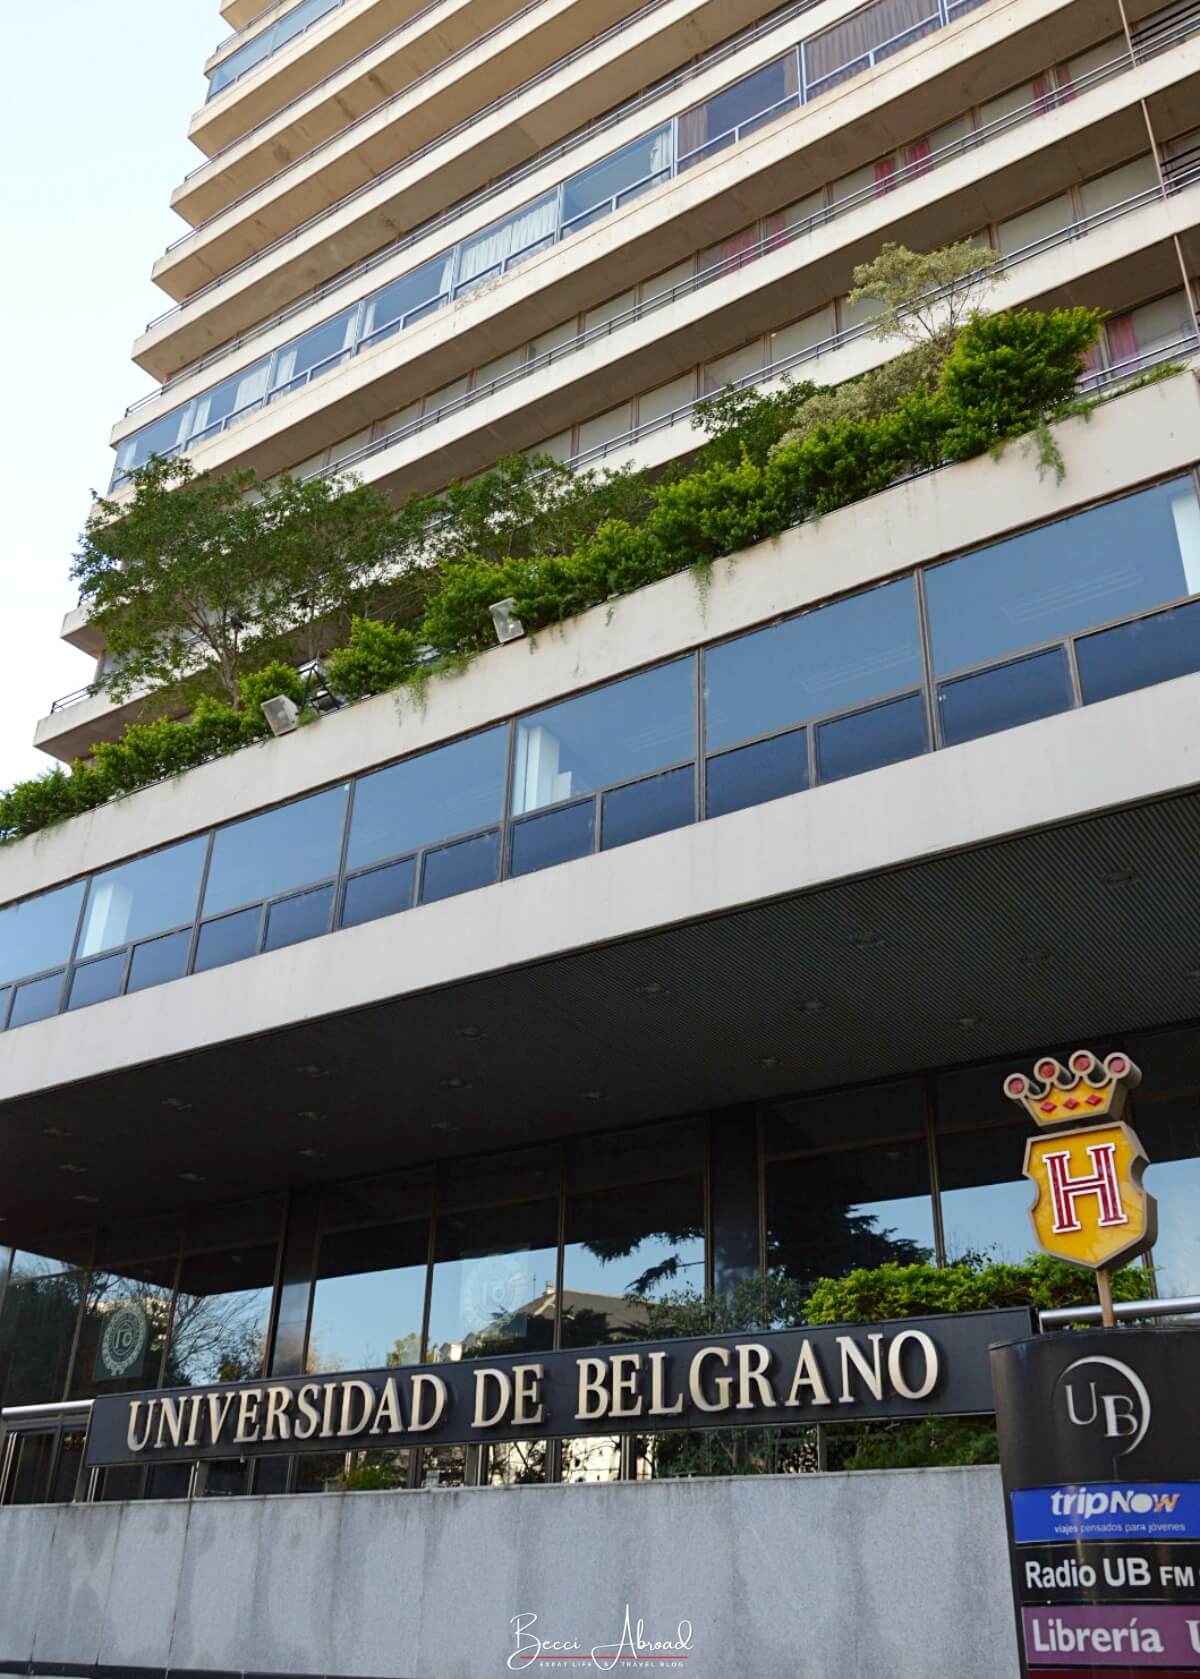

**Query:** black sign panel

left=83, top=1307, right=1031, bottom=1470
left=992, top=1328, right=1200, bottom=1677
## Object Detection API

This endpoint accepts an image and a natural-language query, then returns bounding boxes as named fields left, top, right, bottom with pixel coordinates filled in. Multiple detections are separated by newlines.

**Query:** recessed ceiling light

left=455, top=1025, right=484, bottom=1040
left=957, top=1014, right=983, bottom=1028
left=297, top=1109, right=327, bottom=1122
left=581, top=1090, right=607, bottom=1102
left=441, top=1076, right=471, bottom=1090
left=295, top=1063, right=327, bottom=1079
left=42, top=1126, right=71, bottom=1139
left=1103, top=867, right=1137, bottom=887
left=1187, top=968, right=1200, bottom=983
left=851, top=930, right=883, bottom=948
left=1020, top=947, right=1055, bottom=966
left=430, top=1121, right=455, bottom=1132
left=759, top=1056, right=781, bottom=1069
left=800, top=998, right=825, bottom=1014
left=178, top=1172, right=205, bottom=1184
left=59, top=1163, right=87, bottom=1176
left=636, top=982, right=667, bottom=998
left=73, top=1194, right=100, bottom=1206
left=298, top=1147, right=326, bottom=1160
left=162, top=1097, right=192, bottom=1112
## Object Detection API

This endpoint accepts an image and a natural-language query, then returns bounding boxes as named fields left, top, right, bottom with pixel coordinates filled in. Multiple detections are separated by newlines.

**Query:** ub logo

left=1004, top=1050, right=1157, bottom=1273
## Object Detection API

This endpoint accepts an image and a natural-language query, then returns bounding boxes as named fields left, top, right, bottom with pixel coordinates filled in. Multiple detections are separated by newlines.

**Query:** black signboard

left=83, top=1307, right=1031, bottom=1470
left=992, top=1327, right=1200, bottom=1677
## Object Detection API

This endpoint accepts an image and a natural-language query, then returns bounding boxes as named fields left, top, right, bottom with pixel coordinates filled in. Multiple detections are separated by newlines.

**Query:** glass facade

left=119, top=0, right=996, bottom=485
left=5, top=1018, right=1200, bottom=1503
left=8, top=473, right=1200, bottom=1033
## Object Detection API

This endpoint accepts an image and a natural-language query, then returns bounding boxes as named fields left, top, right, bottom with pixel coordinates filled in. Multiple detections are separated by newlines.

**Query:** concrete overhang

left=140, top=0, right=1128, bottom=366
left=195, top=0, right=468, bottom=160
left=221, top=0, right=271, bottom=28
left=184, top=0, right=654, bottom=223
left=3, top=692, right=1200, bottom=1252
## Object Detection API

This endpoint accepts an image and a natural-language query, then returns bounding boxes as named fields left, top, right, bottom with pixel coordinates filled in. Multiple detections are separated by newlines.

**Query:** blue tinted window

left=938, top=647, right=1073, bottom=747
left=926, top=478, right=1200, bottom=675
left=706, top=729, right=808, bottom=819
left=0, top=882, right=85, bottom=987
left=77, top=837, right=206, bottom=959
left=341, top=859, right=417, bottom=928
left=264, top=886, right=334, bottom=951
left=194, top=909, right=262, bottom=973
left=510, top=800, right=596, bottom=877
left=9, top=972, right=66, bottom=1028
left=347, top=729, right=507, bottom=871
left=68, top=954, right=127, bottom=1012
left=1077, top=598, right=1200, bottom=706
left=601, top=767, right=694, bottom=850
left=269, top=310, right=355, bottom=395
left=420, top=831, right=500, bottom=904
left=514, top=661, right=695, bottom=816
left=127, top=930, right=192, bottom=994
left=815, top=692, right=927, bottom=783
left=680, top=53, right=799, bottom=163
left=705, top=579, right=922, bottom=751
left=204, top=786, right=348, bottom=916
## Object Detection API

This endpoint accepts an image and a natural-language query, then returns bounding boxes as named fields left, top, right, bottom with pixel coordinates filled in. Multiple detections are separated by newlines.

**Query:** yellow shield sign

left=1023, top=1120, right=1157, bottom=1271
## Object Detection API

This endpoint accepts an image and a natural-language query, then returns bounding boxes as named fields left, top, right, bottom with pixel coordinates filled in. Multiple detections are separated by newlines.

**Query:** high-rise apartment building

left=2, top=0, right=1200, bottom=1672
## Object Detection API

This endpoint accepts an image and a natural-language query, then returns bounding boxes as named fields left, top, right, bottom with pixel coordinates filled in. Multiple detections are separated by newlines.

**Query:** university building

left=1, top=0, right=1200, bottom=1671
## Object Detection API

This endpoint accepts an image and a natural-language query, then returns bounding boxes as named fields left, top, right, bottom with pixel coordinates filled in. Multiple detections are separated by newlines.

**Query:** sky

left=0, top=0, right=221, bottom=787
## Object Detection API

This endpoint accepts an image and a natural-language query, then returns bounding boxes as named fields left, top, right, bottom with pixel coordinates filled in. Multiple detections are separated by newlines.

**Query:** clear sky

left=0, top=0, right=221, bottom=786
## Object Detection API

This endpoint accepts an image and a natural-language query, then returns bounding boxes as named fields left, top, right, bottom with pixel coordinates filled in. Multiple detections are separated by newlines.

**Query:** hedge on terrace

left=0, top=304, right=1103, bottom=845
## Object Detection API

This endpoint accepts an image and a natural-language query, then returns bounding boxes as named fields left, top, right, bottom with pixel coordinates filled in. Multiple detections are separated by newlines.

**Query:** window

left=0, top=1255, right=85, bottom=1407
left=706, top=730, right=808, bottom=819
left=925, top=479, right=1200, bottom=679
left=427, top=1198, right=560, bottom=1362
left=207, top=0, right=341, bottom=98
left=562, top=127, right=672, bottom=229
left=269, top=309, right=356, bottom=398
left=308, top=1222, right=430, bottom=1373
left=678, top=53, right=800, bottom=165
left=705, top=579, right=923, bottom=751
left=937, top=646, right=1074, bottom=747
left=0, top=880, right=84, bottom=986
left=113, top=406, right=191, bottom=482
left=188, top=358, right=271, bottom=445
left=77, top=837, right=206, bottom=959
left=361, top=254, right=455, bottom=344
left=165, top=1247, right=278, bottom=1387
left=1076, top=597, right=1200, bottom=705
left=765, top=1082, right=935, bottom=1285
left=70, top=1260, right=175, bottom=1399
left=456, top=193, right=558, bottom=293
left=512, top=661, right=695, bottom=817
left=347, top=728, right=507, bottom=871
left=202, top=785, right=348, bottom=917
left=804, top=0, right=939, bottom=95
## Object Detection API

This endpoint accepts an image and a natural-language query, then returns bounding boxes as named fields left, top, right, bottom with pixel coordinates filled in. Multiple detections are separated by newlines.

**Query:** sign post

left=993, top=1048, right=1200, bottom=1677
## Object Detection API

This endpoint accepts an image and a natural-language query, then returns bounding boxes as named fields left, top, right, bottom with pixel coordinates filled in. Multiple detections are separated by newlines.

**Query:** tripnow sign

left=1012, top=1485, right=1200, bottom=1545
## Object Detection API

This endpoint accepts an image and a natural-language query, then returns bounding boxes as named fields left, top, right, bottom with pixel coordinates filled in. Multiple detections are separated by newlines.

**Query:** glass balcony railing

left=206, top=0, right=343, bottom=100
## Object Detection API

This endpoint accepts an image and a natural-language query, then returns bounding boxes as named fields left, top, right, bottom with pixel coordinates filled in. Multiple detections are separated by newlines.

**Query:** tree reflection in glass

left=561, top=1176, right=705, bottom=1348
left=164, top=1247, right=277, bottom=1386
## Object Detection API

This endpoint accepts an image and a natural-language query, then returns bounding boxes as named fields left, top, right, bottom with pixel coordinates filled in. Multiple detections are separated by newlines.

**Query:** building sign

left=81, top=1308, right=1031, bottom=1470
left=992, top=1328, right=1200, bottom=1678
left=1005, top=1050, right=1157, bottom=1276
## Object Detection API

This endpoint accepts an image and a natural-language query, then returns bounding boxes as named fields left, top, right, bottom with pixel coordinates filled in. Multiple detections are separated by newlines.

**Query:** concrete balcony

left=141, top=0, right=1122, bottom=361
left=108, top=34, right=1200, bottom=504
left=184, top=0, right=651, bottom=223
left=220, top=0, right=270, bottom=28
left=145, top=0, right=788, bottom=341
left=197, top=0, right=463, bottom=159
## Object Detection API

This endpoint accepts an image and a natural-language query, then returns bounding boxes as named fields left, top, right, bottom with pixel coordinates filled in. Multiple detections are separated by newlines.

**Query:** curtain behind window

left=805, top=0, right=934, bottom=88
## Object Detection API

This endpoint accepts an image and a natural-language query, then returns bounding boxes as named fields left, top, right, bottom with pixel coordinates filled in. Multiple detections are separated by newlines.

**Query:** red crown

left=1003, top=1049, right=1141, bottom=1129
